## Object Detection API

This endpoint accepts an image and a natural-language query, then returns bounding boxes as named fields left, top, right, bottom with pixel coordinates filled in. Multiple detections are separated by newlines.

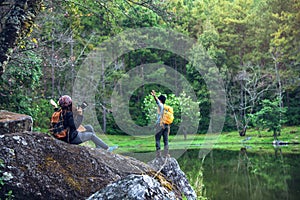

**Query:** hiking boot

left=156, top=150, right=161, bottom=158
left=163, top=153, right=170, bottom=158
left=107, top=146, right=118, bottom=152
left=163, top=149, right=169, bottom=158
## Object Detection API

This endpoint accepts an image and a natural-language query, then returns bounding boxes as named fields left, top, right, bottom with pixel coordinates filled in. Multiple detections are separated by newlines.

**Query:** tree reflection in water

left=178, top=147, right=300, bottom=200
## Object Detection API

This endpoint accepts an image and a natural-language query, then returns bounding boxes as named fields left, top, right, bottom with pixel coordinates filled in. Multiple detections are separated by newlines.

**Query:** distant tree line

left=0, top=0, right=299, bottom=136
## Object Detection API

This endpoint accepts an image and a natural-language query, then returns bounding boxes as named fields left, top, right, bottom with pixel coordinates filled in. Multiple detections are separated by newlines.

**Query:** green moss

left=41, top=156, right=82, bottom=191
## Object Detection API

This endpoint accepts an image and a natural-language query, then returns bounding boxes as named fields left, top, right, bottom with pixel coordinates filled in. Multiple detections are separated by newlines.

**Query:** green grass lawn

left=82, top=126, right=300, bottom=154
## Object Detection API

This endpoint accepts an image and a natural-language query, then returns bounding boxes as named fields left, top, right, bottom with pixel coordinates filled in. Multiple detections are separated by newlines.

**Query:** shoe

left=163, top=154, right=170, bottom=158
left=107, top=146, right=118, bottom=152
left=156, top=150, right=161, bottom=158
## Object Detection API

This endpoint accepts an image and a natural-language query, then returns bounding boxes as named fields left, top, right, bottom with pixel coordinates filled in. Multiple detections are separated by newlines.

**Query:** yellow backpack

left=161, top=105, right=174, bottom=125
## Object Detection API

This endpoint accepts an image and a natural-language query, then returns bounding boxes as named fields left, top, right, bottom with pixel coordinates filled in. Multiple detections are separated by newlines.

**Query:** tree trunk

left=272, top=51, right=283, bottom=137
left=101, top=58, right=106, bottom=133
left=0, top=0, right=43, bottom=76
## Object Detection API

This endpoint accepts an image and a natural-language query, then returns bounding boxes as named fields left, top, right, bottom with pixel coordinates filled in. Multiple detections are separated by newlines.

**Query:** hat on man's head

left=158, top=95, right=166, bottom=104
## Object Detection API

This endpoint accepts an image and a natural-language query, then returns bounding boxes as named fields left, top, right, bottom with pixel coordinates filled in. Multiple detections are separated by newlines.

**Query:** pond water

left=177, top=147, right=300, bottom=200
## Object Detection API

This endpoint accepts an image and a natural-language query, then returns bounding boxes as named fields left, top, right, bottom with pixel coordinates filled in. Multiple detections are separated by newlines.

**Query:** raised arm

left=151, top=90, right=159, bottom=103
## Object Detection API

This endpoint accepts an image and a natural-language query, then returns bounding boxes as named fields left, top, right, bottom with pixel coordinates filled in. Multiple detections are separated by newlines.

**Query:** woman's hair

left=61, top=103, right=72, bottom=116
left=59, top=95, right=72, bottom=108
left=59, top=95, right=73, bottom=112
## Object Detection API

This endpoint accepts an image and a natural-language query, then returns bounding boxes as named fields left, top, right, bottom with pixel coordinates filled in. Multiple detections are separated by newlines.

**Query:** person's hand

left=151, top=90, right=156, bottom=96
left=77, top=125, right=86, bottom=132
left=77, top=107, right=83, bottom=115
left=50, top=99, right=58, bottom=108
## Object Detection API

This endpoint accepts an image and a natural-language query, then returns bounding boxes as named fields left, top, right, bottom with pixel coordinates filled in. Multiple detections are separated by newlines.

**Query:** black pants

left=155, top=125, right=170, bottom=152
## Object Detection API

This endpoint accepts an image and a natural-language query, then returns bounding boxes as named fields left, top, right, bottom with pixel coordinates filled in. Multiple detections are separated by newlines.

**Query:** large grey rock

left=148, top=157, right=197, bottom=200
left=87, top=174, right=178, bottom=200
left=0, top=132, right=154, bottom=199
left=0, top=110, right=33, bottom=134
left=0, top=131, right=195, bottom=200
left=0, top=132, right=152, bottom=199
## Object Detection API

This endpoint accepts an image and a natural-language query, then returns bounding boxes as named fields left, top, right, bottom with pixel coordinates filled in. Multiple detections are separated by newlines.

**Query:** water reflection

left=177, top=147, right=300, bottom=200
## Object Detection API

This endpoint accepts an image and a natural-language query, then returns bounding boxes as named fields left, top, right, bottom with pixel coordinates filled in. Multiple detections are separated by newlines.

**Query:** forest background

left=0, top=0, right=299, bottom=137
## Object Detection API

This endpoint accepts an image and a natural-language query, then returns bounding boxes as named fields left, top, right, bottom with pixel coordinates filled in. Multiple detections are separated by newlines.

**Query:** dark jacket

left=61, top=111, right=81, bottom=143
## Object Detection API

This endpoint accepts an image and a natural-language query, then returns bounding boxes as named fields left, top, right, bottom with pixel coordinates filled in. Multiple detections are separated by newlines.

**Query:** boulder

left=87, top=174, right=178, bottom=200
left=0, top=132, right=182, bottom=200
left=0, top=110, right=33, bottom=134
left=148, top=157, right=197, bottom=200
left=0, top=110, right=195, bottom=200
left=88, top=156, right=198, bottom=200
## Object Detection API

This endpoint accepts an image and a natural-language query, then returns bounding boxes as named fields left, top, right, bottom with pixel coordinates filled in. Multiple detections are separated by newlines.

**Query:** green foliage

left=31, top=99, right=55, bottom=132
left=0, top=50, right=43, bottom=119
left=1, top=51, right=42, bottom=90
left=285, top=89, right=300, bottom=126
left=185, top=52, right=212, bottom=133
left=250, top=98, right=287, bottom=137
left=143, top=91, right=200, bottom=134
left=120, top=5, right=161, bottom=28
left=0, top=49, right=52, bottom=132
left=269, top=0, right=300, bottom=64
left=2, top=0, right=300, bottom=133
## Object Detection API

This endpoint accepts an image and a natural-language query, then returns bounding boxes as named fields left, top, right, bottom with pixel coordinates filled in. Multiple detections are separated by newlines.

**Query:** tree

left=207, top=0, right=257, bottom=68
left=250, top=98, right=287, bottom=139
left=267, top=0, right=300, bottom=124
left=190, top=0, right=300, bottom=132
left=143, top=91, right=200, bottom=135
left=226, top=64, right=273, bottom=136
left=0, top=0, right=43, bottom=76
left=0, top=50, right=45, bottom=128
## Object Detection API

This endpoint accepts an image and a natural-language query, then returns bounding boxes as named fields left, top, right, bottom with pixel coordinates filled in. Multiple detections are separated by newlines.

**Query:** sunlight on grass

left=80, top=126, right=300, bottom=154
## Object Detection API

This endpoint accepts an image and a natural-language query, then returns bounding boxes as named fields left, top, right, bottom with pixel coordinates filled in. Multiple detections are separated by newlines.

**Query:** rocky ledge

left=0, top=110, right=33, bottom=134
left=0, top=111, right=196, bottom=199
left=0, top=132, right=196, bottom=200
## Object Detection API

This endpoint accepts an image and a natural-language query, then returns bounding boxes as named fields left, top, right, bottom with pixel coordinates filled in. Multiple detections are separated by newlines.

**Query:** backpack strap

left=159, top=104, right=164, bottom=127
left=60, top=110, right=70, bottom=143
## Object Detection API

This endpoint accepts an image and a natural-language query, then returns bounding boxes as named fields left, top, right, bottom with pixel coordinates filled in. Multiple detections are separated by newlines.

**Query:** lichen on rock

left=148, top=157, right=197, bottom=200
left=87, top=174, right=178, bottom=200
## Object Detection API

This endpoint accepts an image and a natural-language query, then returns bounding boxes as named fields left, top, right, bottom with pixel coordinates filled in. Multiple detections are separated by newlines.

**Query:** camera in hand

left=79, top=101, right=88, bottom=110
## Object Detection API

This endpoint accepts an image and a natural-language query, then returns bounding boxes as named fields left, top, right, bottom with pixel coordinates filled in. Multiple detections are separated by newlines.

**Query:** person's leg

left=162, top=125, right=170, bottom=156
left=70, top=134, right=83, bottom=145
left=82, top=125, right=118, bottom=152
left=155, top=130, right=162, bottom=151
left=77, top=131, right=109, bottom=150
left=84, top=124, right=94, bottom=132
left=155, top=127, right=163, bottom=157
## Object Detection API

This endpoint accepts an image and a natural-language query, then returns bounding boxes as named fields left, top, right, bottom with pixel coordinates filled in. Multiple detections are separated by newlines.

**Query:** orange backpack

left=49, top=109, right=69, bottom=139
